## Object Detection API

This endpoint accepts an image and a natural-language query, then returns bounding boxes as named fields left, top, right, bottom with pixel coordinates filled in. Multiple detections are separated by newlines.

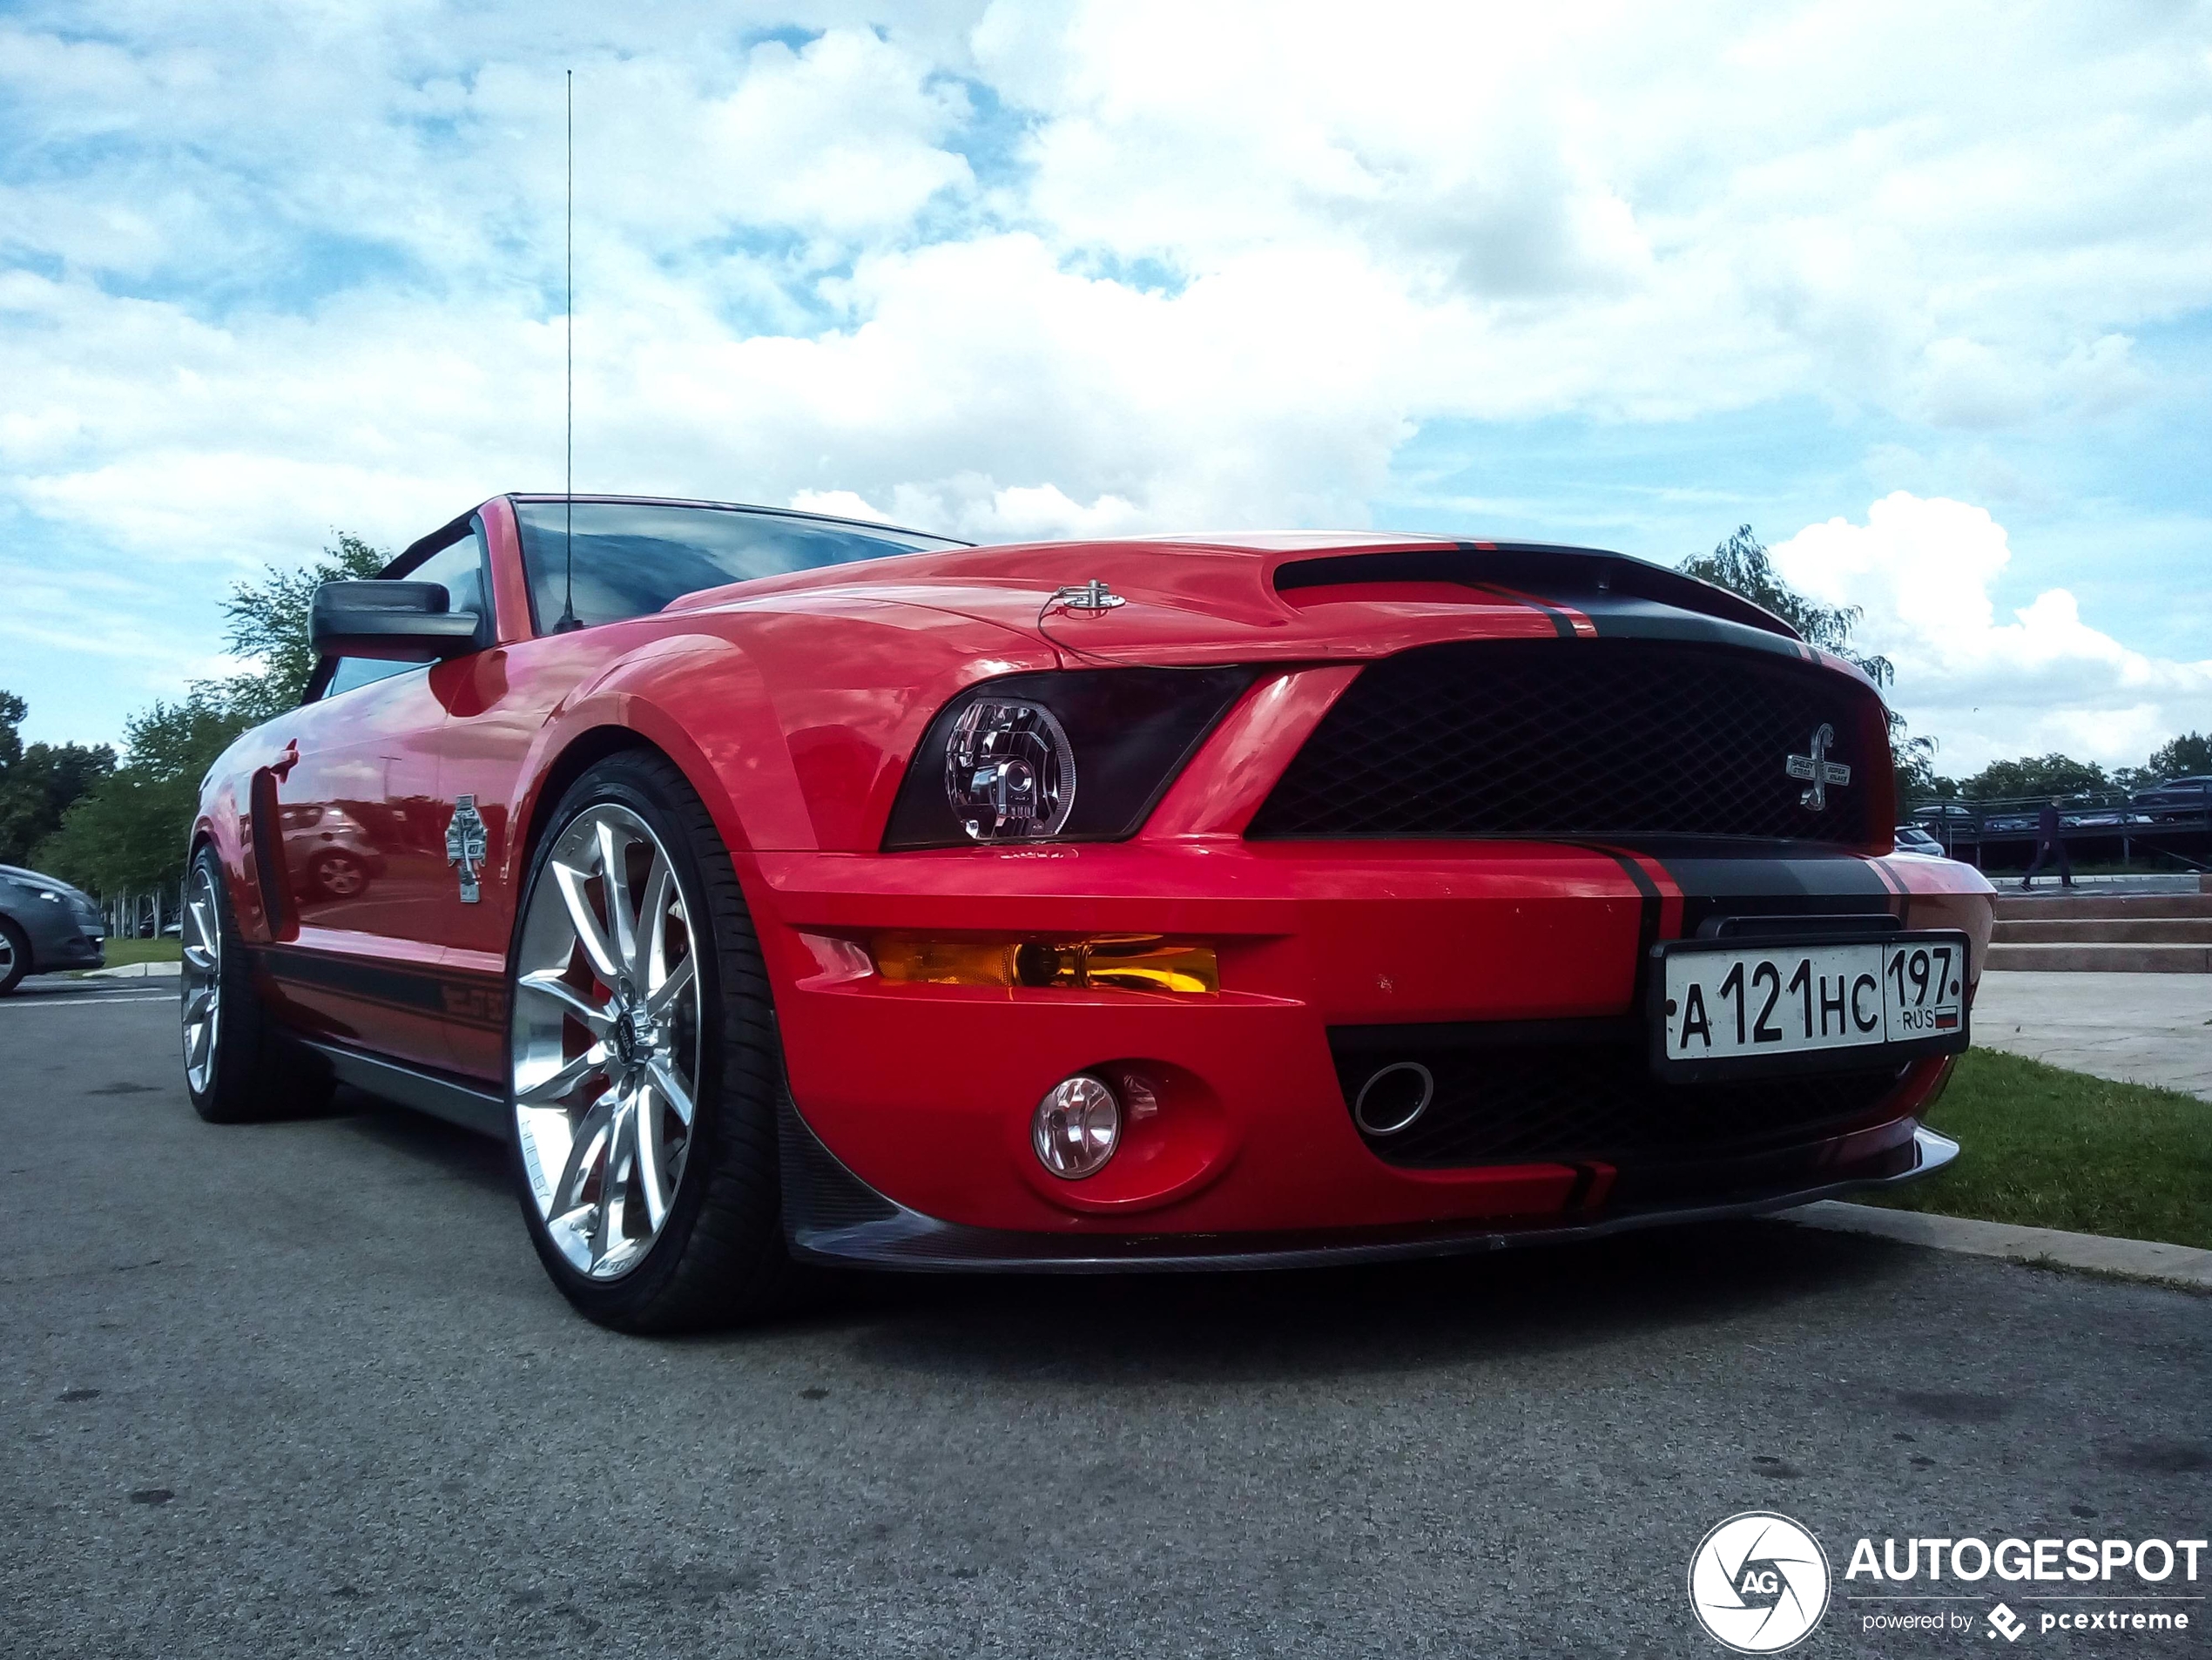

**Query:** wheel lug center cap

left=613, top=1006, right=647, bottom=1067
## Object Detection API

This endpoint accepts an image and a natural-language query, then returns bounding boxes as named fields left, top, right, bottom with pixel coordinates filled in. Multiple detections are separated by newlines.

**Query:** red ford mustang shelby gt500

left=182, top=495, right=1993, bottom=1330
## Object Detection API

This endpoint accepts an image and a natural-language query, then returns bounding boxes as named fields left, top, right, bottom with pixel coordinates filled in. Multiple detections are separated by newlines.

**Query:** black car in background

left=0, top=863, right=105, bottom=995
left=2131, top=775, right=2212, bottom=824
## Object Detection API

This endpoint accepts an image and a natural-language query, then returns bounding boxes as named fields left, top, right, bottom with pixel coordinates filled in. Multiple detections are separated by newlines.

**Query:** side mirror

left=309, top=581, right=482, bottom=662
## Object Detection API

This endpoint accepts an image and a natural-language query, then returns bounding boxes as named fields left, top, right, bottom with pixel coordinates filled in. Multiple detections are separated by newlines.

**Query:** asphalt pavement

left=3, top=988, right=2207, bottom=1657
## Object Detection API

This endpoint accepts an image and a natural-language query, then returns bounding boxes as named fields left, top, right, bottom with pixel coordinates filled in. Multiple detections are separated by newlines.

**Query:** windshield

left=512, top=500, right=965, bottom=631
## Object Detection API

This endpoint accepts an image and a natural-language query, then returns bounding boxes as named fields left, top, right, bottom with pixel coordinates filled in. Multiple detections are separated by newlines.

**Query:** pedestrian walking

left=2019, top=799, right=2074, bottom=889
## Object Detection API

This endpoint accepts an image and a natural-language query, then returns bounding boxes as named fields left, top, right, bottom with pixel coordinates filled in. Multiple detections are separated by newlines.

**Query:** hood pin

left=1052, top=578, right=1126, bottom=614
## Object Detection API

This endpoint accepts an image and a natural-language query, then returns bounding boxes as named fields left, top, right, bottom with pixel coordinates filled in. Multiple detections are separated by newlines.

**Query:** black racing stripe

left=252, top=946, right=509, bottom=1032
left=1455, top=555, right=1579, bottom=638
left=1561, top=1164, right=1598, bottom=1210
left=1551, top=594, right=1811, bottom=663
left=1622, top=847, right=1895, bottom=939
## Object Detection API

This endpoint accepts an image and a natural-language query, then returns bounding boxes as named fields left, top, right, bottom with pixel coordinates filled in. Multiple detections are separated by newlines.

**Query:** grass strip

left=95, top=938, right=182, bottom=968
left=1865, top=1047, right=2212, bottom=1250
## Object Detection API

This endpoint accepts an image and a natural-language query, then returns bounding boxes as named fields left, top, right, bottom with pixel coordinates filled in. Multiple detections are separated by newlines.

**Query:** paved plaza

left=1973, top=970, right=2212, bottom=1099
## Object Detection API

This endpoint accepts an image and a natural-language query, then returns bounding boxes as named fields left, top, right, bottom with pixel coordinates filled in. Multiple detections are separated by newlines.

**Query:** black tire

left=183, top=845, right=332, bottom=1124
left=0, top=918, right=28, bottom=995
left=309, top=849, right=369, bottom=899
left=507, top=751, right=796, bottom=1333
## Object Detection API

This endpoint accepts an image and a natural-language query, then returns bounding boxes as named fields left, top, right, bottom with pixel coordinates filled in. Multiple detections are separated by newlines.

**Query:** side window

left=320, top=522, right=492, bottom=699
left=326, top=654, right=417, bottom=696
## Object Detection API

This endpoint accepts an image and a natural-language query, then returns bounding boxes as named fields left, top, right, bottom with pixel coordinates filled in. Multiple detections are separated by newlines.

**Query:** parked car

left=2130, top=775, right=2212, bottom=824
left=2057, top=806, right=2144, bottom=829
left=0, top=863, right=105, bottom=995
left=1907, top=805, right=1980, bottom=850
left=1911, top=803, right=1978, bottom=838
left=1892, top=824, right=1946, bottom=855
left=1979, top=798, right=2143, bottom=835
left=182, top=493, right=1996, bottom=1331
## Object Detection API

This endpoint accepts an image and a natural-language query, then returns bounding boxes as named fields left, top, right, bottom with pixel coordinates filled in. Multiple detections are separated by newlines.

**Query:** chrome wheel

left=181, top=863, right=222, bottom=1095
left=512, top=803, right=702, bottom=1281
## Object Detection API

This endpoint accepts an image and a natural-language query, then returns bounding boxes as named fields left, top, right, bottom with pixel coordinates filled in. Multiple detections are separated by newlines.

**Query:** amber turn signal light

left=871, top=934, right=1219, bottom=995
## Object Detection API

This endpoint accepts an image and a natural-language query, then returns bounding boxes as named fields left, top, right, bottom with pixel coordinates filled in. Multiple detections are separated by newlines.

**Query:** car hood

left=0, top=864, right=89, bottom=901
left=663, top=534, right=1816, bottom=670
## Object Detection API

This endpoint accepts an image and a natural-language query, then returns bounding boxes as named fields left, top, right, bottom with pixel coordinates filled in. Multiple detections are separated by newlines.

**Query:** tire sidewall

left=505, top=756, right=744, bottom=1324
left=184, top=845, right=260, bottom=1119
left=0, top=917, right=28, bottom=995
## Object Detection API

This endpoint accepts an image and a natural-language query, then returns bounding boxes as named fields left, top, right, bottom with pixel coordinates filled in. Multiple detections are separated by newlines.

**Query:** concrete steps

left=1995, top=919, right=2212, bottom=943
left=1993, top=893, right=2212, bottom=919
left=1986, top=894, right=2212, bottom=972
left=1984, top=942, right=2212, bottom=973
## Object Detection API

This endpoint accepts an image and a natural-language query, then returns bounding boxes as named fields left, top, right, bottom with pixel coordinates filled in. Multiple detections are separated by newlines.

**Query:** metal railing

left=1908, top=783, right=2210, bottom=870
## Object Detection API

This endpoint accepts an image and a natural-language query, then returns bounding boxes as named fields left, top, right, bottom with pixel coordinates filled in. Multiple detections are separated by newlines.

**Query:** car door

left=258, top=523, right=493, bottom=1072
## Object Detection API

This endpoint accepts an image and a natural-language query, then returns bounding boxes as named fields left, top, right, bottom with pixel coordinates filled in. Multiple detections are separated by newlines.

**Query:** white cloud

left=0, top=0, right=2208, bottom=748
left=1772, top=493, right=2212, bottom=773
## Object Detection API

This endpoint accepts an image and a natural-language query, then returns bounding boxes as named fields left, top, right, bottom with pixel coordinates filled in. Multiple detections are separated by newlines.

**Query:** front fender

left=509, top=635, right=808, bottom=868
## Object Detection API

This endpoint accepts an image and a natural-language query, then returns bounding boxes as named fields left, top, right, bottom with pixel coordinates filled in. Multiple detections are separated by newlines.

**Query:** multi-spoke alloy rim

left=181, top=864, right=221, bottom=1094
left=512, top=804, right=702, bottom=1280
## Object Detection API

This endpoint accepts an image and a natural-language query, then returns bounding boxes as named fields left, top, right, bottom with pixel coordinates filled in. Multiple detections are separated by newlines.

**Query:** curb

left=1782, top=1200, right=2212, bottom=1291
left=77, top=961, right=183, bottom=980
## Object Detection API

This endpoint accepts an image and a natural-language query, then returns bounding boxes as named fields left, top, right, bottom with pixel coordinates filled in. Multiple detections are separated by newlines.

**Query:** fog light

left=1033, top=1075, right=1121, bottom=1178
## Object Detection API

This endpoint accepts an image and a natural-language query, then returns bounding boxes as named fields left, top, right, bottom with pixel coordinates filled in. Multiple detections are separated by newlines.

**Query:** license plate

left=1649, top=930, right=1970, bottom=1081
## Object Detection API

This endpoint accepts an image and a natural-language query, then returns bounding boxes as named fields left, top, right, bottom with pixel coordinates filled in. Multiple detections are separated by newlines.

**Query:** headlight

left=946, top=700, right=1076, bottom=840
left=883, top=668, right=1254, bottom=849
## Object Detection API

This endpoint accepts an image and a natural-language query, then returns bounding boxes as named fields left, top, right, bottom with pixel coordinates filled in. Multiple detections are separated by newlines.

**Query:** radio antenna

left=554, top=68, right=580, bottom=632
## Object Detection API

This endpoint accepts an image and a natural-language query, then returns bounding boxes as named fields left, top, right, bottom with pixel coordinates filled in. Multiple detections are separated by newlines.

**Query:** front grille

left=1247, top=638, right=1884, bottom=844
left=1332, top=1026, right=1907, bottom=1172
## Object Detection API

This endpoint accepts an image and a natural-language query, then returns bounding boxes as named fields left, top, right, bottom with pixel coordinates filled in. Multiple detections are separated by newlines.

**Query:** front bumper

left=748, top=839, right=1993, bottom=1247
left=14, top=903, right=105, bottom=972
left=783, top=1107, right=1961, bottom=1272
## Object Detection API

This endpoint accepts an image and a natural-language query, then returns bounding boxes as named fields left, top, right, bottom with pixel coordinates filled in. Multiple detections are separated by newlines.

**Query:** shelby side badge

left=446, top=794, right=489, bottom=904
left=1689, top=1511, right=1831, bottom=1653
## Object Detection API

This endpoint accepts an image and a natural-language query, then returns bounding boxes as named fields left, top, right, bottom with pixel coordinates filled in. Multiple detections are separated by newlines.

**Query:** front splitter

left=778, top=1103, right=1959, bottom=1274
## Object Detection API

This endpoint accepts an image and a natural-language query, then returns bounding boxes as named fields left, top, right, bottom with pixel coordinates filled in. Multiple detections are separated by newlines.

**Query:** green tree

left=2144, top=732, right=2212, bottom=781
left=212, top=530, right=388, bottom=722
left=1681, top=525, right=1895, bottom=686
left=34, top=691, right=248, bottom=895
left=0, top=691, right=117, bottom=867
left=1681, top=525, right=1952, bottom=803
left=30, top=532, right=392, bottom=895
left=1959, top=753, right=2109, bottom=801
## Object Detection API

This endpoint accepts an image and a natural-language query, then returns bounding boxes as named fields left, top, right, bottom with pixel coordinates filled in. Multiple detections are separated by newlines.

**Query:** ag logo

left=1689, top=1511, right=1831, bottom=1653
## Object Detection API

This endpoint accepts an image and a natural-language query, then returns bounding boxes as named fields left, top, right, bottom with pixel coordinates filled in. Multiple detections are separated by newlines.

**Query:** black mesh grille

left=1333, top=1028, right=1906, bottom=1171
left=1248, top=639, right=1884, bottom=843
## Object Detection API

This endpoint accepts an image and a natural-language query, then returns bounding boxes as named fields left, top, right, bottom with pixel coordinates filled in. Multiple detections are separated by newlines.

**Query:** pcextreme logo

left=1689, top=1516, right=2208, bottom=1650
left=1689, top=1512, right=1832, bottom=1653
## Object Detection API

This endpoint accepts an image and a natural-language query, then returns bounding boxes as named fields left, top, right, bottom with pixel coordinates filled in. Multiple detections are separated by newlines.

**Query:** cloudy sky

left=2, top=0, right=2208, bottom=773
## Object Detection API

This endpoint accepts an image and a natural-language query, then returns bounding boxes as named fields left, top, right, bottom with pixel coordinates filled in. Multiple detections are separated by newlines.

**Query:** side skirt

left=297, top=1037, right=508, bottom=1139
